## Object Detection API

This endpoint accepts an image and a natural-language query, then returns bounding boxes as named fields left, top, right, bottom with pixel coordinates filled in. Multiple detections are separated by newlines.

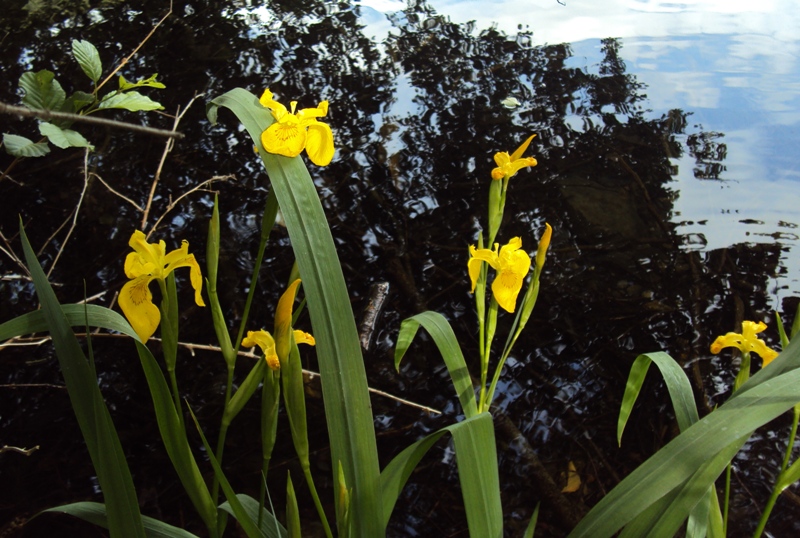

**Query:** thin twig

left=0, top=331, right=442, bottom=415
left=93, top=172, right=144, bottom=211
left=141, top=92, right=205, bottom=230
left=94, top=0, right=174, bottom=93
left=0, top=228, right=29, bottom=277
left=0, top=102, right=184, bottom=140
left=0, top=445, right=40, bottom=456
left=45, top=148, right=92, bottom=277
left=145, top=174, right=234, bottom=238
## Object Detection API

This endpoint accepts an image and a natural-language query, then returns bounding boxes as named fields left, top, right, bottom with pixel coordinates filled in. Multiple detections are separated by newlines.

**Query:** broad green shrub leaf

left=43, top=502, right=198, bottom=538
left=19, top=223, right=145, bottom=538
left=380, top=413, right=502, bottom=536
left=39, top=122, right=94, bottom=150
left=208, top=88, right=382, bottom=535
left=119, top=74, right=166, bottom=91
left=99, top=91, right=164, bottom=112
left=395, top=311, right=478, bottom=418
left=72, top=39, right=102, bottom=84
left=64, top=90, right=97, bottom=113
left=218, top=495, right=287, bottom=538
left=2, top=133, right=50, bottom=157
left=20, top=70, right=66, bottom=110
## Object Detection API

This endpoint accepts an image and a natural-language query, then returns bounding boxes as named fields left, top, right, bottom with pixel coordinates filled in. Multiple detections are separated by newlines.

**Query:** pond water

left=1, top=0, right=800, bottom=536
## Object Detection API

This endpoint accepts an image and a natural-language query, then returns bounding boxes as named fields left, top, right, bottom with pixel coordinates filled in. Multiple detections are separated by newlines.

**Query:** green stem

left=210, top=364, right=235, bottom=506
left=479, top=297, right=499, bottom=413
left=302, top=464, right=334, bottom=538
left=234, top=190, right=279, bottom=350
left=753, top=404, right=800, bottom=537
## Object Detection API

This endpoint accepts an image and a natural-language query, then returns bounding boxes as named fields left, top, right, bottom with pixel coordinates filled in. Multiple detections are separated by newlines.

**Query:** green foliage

left=3, top=39, right=164, bottom=157
left=1, top=133, right=50, bottom=157
left=571, top=341, right=800, bottom=537
left=15, top=223, right=145, bottom=538
left=42, top=502, right=198, bottom=538
left=72, top=39, right=102, bottom=84
left=395, top=311, right=478, bottom=418
left=208, top=88, right=383, bottom=536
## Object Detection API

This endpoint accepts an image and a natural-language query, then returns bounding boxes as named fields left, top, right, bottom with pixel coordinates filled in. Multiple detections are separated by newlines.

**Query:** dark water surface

left=1, top=0, right=799, bottom=536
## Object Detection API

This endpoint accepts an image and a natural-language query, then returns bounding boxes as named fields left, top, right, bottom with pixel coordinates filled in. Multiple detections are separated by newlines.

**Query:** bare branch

left=0, top=102, right=184, bottom=140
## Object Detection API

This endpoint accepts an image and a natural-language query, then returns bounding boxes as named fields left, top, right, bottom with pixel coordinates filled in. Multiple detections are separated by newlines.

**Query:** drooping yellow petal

left=243, top=330, right=280, bottom=370
left=305, top=122, right=335, bottom=166
left=164, top=240, right=205, bottom=307
left=468, top=244, right=500, bottom=292
left=710, top=320, right=779, bottom=366
left=259, top=88, right=288, bottom=119
left=119, top=275, right=161, bottom=342
left=275, top=279, right=302, bottom=365
left=293, top=330, right=315, bottom=346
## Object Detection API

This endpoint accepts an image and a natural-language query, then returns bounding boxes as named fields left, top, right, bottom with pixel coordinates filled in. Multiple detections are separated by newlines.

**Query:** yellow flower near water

left=468, top=237, right=532, bottom=313
left=242, top=279, right=315, bottom=370
left=491, top=134, right=537, bottom=180
left=259, top=89, right=334, bottom=166
left=710, top=320, right=779, bottom=366
left=119, top=230, right=205, bottom=343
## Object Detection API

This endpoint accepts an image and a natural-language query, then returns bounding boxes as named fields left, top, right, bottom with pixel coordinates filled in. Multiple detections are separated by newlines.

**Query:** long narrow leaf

left=43, top=502, right=199, bottom=538
left=569, top=336, right=800, bottom=537
left=208, top=88, right=382, bottom=535
left=19, top=223, right=145, bottom=537
left=395, top=312, right=478, bottom=418
left=380, top=412, right=501, bottom=536
left=135, top=342, right=217, bottom=533
left=218, top=494, right=287, bottom=538
left=187, top=406, right=262, bottom=538
left=0, top=304, right=140, bottom=342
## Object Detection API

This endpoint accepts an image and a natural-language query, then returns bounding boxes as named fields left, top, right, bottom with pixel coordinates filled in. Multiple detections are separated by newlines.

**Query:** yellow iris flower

left=710, top=320, right=779, bottom=366
left=119, top=230, right=205, bottom=343
left=259, top=89, right=335, bottom=166
left=242, top=278, right=315, bottom=370
left=468, top=237, right=532, bottom=313
left=491, top=134, right=537, bottom=180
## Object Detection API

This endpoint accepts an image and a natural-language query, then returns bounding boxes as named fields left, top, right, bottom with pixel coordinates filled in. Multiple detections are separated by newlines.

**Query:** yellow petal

left=243, top=330, right=280, bottom=370
left=561, top=461, right=581, bottom=493
left=536, top=223, right=552, bottom=271
left=119, top=275, right=160, bottom=342
left=467, top=246, right=484, bottom=293
left=510, top=134, right=537, bottom=161
left=259, top=88, right=287, bottom=119
left=126, top=231, right=164, bottom=278
left=293, top=330, right=315, bottom=346
left=305, top=122, right=335, bottom=166
left=275, top=279, right=302, bottom=364
left=261, top=122, right=307, bottom=158
left=164, top=241, right=205, bottom=307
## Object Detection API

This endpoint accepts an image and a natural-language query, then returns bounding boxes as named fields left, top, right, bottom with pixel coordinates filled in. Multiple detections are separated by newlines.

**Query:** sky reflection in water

left=362, top=0, right=800, bottom=302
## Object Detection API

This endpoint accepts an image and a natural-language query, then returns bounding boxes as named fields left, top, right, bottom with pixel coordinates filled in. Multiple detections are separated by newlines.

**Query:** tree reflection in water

left=1, top=0, right=795, bottom=535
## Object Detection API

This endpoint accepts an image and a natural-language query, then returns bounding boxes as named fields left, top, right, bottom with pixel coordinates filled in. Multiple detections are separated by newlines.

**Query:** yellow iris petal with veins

left=259, top=89, right=335, bottom=166
left=468, top=237, right=532, bottom=313
left=119, top=230, right=204, bottom=343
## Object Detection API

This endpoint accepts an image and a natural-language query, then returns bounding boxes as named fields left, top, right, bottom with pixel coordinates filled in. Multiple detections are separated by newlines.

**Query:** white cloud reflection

left=357, top=0, right=800, bottom=301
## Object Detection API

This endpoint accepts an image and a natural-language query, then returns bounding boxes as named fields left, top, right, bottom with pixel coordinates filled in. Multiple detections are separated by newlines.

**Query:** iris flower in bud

left=119, top=230, right=204, bottom=343
left=469, top=237, right=532, bottom=313
left=259, top=89, right=334, bottom=166
left=536, top=223, right=553, bottom=271
left=710, top=320, right=779, bottom=366
left=491, top=134, right=537, bottom=180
